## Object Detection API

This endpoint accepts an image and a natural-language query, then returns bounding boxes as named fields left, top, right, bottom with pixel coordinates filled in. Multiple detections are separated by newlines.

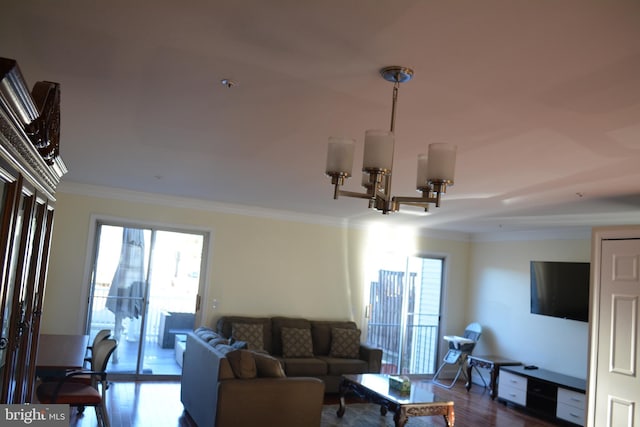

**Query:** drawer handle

left=569, top=413, right=581, bottom=418
left=571, top=397, right=582, bottom=402
left=509, top=393, right=517, bottom=397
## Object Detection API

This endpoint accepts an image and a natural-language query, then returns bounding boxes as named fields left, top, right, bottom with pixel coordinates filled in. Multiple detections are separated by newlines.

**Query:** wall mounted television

left=530, top=261, right=590, bottom=322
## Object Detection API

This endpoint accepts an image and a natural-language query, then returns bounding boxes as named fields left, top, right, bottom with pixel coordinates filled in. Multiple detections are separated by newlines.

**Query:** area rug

left=321, top=403, right=436, bottom=427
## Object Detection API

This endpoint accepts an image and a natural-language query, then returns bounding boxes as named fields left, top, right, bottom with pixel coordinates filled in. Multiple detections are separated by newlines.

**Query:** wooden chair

left=36, top=338, right=117, bottom=427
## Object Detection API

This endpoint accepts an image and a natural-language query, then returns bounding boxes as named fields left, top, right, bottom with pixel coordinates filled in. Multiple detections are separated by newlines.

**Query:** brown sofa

left=180, top=327, right=325, bottom=427
left=216, top=316, right=383, bottom=393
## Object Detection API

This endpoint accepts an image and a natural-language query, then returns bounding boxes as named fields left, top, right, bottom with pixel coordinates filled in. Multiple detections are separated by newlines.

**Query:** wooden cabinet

left=557, top=387, right=586, bottom=426
left=497, top=369, right=527, bottom=406
left=498, top=366, right=586, bottom=426
left=0, top=58, right=66, bottom=403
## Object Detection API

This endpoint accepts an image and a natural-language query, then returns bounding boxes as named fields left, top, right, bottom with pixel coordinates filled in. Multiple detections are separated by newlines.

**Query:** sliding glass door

left=365, top=255, right=444, bottom=375
left=86, top=222, right=207, bottom=379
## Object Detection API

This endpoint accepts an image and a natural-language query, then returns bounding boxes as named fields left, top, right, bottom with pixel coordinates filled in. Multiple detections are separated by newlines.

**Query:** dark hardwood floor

left=66, top=379, right=560, bottom=427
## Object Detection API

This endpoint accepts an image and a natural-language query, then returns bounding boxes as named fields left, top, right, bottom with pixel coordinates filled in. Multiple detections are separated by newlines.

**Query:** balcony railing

left=367, top=322, right=438, bottom=374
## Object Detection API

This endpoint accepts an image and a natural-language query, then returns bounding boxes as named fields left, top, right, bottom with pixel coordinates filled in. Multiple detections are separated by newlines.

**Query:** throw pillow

left=281, top=327, right=314, bottom=358
left=198, top=331, right=219, bottom=342
left=252, top=352, right=286, bottom=377
left=229, top=339, right=248, bottom=350
left=330, top=328, right=361, bottom=358
left=208, top=337, right=229, bottom=346
left=232, top=323, right=264, bottom=351
left=226, top=349, right=257, bottom=379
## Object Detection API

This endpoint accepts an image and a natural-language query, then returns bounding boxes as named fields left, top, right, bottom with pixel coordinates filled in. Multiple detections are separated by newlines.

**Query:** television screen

left=530, top=261, right=590, bottom=322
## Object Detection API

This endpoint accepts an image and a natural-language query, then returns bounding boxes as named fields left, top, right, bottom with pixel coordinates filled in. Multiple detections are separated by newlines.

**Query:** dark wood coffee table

left=338, top=374, right=455, bottom=427
left=465, top=355, right=521, bottom=399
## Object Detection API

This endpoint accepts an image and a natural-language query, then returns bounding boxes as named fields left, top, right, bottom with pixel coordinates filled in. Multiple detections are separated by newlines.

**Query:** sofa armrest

left=359, top=344, right=383, bottom=373
left=181, top=333, right=224, bottom=427
left=216, top=377, right=325, bottom=427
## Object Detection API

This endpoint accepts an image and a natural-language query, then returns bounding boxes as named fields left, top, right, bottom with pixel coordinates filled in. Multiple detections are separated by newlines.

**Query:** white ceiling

left=2, top=1, right=640, bottom=235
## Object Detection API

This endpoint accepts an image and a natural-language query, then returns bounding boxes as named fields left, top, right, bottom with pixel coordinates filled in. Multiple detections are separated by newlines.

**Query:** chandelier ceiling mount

left=380, top=66, right=414, bottom=84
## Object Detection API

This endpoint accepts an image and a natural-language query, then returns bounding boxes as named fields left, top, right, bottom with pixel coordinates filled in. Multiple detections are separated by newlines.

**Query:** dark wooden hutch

left=0, top=58, right=66, bottom=403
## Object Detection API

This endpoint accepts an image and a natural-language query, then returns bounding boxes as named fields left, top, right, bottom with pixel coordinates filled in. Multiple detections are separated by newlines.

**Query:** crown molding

left=57, top=181, right=471, bottom=240
left=58, top=181, right=350, bottom=227
left=58, top=181, right=590, bottom=243
left=471, top=227, right=592, bottom=242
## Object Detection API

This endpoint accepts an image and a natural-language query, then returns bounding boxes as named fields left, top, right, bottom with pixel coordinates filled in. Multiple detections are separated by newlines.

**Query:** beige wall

left=44, top=187, right=593, bottom=379
left=43, top=188, right=471, bottom=347
left=42, top=186, right=590, bottom=377
left=468, top=237, right=591, bottom=379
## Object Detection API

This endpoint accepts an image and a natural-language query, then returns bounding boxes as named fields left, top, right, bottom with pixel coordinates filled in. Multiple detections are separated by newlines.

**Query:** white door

left=591, top=236, right=640, bottom=427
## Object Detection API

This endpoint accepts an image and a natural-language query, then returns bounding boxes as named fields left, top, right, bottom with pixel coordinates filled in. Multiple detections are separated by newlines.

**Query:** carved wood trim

left=0, top=58, right=67, bottom=201
left=28, top=81, right=61, bottom=165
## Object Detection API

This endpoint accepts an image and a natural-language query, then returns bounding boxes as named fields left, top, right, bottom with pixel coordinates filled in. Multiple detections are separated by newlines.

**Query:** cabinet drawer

left=500, top=370, right=527, bottom=391
left=498, top=384, right=527, bottom=406
left=557, top=388, right=586, bottom=410
left=557, top=402, right=585, bottom=426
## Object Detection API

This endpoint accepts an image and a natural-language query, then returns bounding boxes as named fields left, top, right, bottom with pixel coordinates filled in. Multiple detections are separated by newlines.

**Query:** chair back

left=86, top=329, right=111, bottom=368
left=91, top=329, right=111, bottom=349
left=463, top=322, right=482, bottom=342
left=93, top=338, right=117, bottom=372
left=459, top=322, right=482, bottom=354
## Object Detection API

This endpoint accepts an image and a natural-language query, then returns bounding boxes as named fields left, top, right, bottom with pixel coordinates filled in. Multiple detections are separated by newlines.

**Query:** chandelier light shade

left=325, top=66, right=458, bottom=214
left=326, top=137, right=355, bottom=177
left=416, top=153, right=429, bottom=190
left=363, top=130, right=394, bottom=172
left=427, top=143, right=457, bottom=183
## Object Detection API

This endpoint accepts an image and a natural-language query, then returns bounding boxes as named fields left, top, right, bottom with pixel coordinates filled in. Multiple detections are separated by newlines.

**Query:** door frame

left=364, top=254, right=446, bottom=375
left=587, top=225, right=640, bottom=427
left=80, top=215, right=213, bottom=378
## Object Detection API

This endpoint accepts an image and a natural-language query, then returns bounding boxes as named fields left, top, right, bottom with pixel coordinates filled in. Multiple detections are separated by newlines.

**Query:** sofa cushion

left=280, top=357, right=328, bottom=376
left=253, top=352, right=286, bottom=377
left=310, top=321, right=357, bottom=356
left=330, top=328, right=361, bottom=358
left=317, top=356, right=369, bottom=375
left=226, top=349, right=257, bottom=379
left=232, top=323, right=264, bottom=351
left=271, top=317, right=311, bottom=356
left=218, top=358, right=235, bottom=380
left=281, top=327, right=314, bottom=358
left=217, top=316, right=272, bottom=353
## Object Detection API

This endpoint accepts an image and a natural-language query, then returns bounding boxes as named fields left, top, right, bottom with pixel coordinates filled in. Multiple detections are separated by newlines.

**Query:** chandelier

left=325, top=66, right=457, bottom=214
